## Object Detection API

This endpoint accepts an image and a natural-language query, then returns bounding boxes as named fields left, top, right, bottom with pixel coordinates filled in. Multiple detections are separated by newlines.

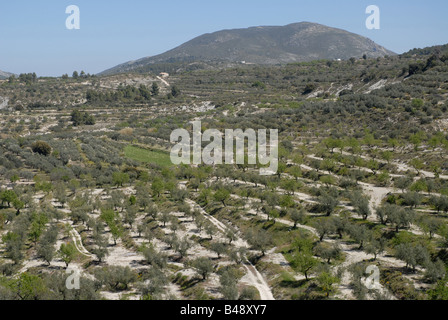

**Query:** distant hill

left=401, top=43, right=448, bottom=58
left=100, top=22, right=395, bottom=76
left=0, top=70, right=14, bottom=80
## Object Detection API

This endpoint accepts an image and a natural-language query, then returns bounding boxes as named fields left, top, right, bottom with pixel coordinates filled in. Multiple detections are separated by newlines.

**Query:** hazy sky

left=0, top=0, right=447, bottom=76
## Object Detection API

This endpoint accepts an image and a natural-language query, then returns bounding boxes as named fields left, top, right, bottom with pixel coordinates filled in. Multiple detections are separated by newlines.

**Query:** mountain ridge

left=100, top=22, right=395, bottom=75
left=0, top=70, right=14, bottom=80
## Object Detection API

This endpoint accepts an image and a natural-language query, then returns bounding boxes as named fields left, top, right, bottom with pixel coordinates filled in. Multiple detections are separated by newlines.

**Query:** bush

left=71, top=110, right=95, bottom=126
left=303, top=83, right=317, bottom=95
left=94, top=266, right=137, bottom=291
left=31, top=141, right=51, bottom=156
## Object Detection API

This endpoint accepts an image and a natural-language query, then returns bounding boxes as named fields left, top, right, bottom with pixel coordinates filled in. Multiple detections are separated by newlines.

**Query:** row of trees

left=71, top=110, right=95, bottom=126
left=86, top=83, right=160, bottom=103
left=7, top=73, right=37, bottom=85
left=67, top=71, right=94, bottom=79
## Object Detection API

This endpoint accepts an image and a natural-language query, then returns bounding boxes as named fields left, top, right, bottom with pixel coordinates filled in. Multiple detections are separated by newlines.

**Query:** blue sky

left=0, top=0, right=447, bottom=76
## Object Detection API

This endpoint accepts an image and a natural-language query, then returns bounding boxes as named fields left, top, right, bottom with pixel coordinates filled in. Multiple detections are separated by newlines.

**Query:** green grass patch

left=124, top=145, right=172, bottom=168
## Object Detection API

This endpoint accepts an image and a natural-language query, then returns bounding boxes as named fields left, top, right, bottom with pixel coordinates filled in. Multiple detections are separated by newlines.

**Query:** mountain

left=100, top=22, right=395, bottom=75
left=0, top=70, right=14, bottom=80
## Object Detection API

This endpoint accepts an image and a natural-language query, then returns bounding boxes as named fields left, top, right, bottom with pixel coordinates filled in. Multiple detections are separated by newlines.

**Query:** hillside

left=0, top=70, right=14, bottom=80
left=0, top=44, right=448, bottom=302
left=100, top=22, right=395, bottom=75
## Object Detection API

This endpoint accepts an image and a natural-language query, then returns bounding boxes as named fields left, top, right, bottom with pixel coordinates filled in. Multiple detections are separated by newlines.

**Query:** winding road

left=69, top=228, right=94, bottom=257
left=186, top=199, right=275, bottom=300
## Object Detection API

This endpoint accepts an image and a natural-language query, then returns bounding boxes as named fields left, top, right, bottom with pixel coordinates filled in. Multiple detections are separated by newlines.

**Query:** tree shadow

left=180, top=277, right=202, bottom=290
left=198, top=238, right=211, bottom=246
left=47, top=265, right=66, bottom=271
left=247, top=254, right=263, bottom=265
left=84, top=260, right=102, bottom=268
left=279, top=278, right=309, bottom=288
left=209, top=207, right=221, bottom=216
left=170, top=254, right=185, bottom=263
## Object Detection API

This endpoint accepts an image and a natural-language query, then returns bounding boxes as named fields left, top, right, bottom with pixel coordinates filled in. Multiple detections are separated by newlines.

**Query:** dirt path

left=17, top=226, right=86, bottom=274
left=241, top=263, right=275, bottom=300
left=156, top=76, right=170, bottom=87
left=186, top=193, right=395, bottom=299
left=185, top=199, right=275, bottom=300
left=327, top=240, right=397, bottom=300
left=357, top=182, right=400, bottom=221
left=69, top=228, right=94, bottom=258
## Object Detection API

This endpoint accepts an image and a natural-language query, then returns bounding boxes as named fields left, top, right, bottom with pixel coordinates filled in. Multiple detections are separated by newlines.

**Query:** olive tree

left=190, top=257, right=214, bottom=280
left=291, top=251, right=318, bottom=281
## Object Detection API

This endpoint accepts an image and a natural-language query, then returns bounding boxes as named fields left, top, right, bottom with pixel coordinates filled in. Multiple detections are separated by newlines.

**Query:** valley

left=0, top=40, right=448, bottom=301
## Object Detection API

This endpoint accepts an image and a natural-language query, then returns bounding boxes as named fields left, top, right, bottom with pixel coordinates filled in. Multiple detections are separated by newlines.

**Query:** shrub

left=31, top=141, right=52, bottom=156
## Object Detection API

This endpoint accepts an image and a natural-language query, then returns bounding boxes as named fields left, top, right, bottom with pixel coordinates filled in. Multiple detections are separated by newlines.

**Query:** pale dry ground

left=156, top=76, right=170, bottom=87
left=62, top=184, right=275, bottom=300
left=364, top=79, right=388, bottom=94
left=220, top=177, right=316, bottom=204
left=249, top=197, right=400, bottom=298
left=221, top=159, right=438, bottom=297
left=185, top=199, right=275, bottom=300
left=0, top=96, right=9, bottom=109
left=97, top=74, right=167, bottom=91
left=69, top=228, right=94, bottom=258
left=198, top=180, right=402, bottom=300
left=9, top=184, right=301, bottom=299
left=335, top=149, right=448, bottom=180
left=2, top=195, right=88, bottom=274
left=224, top=178, right=406, bottom=300
left=301, top=154, right=442, bottom=224
left=18, top=220, right=83, bottom=274
left=299, top=156, right=442, bottom=296
left=80, top=187, right=192, bottom=299
left=2, top=142, right=443, bottom=300
left=105, top=148, right=446, bottom=298
left=330, top=240, right=397, bottom=300
left=306, top=154, right=401, bottom=178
